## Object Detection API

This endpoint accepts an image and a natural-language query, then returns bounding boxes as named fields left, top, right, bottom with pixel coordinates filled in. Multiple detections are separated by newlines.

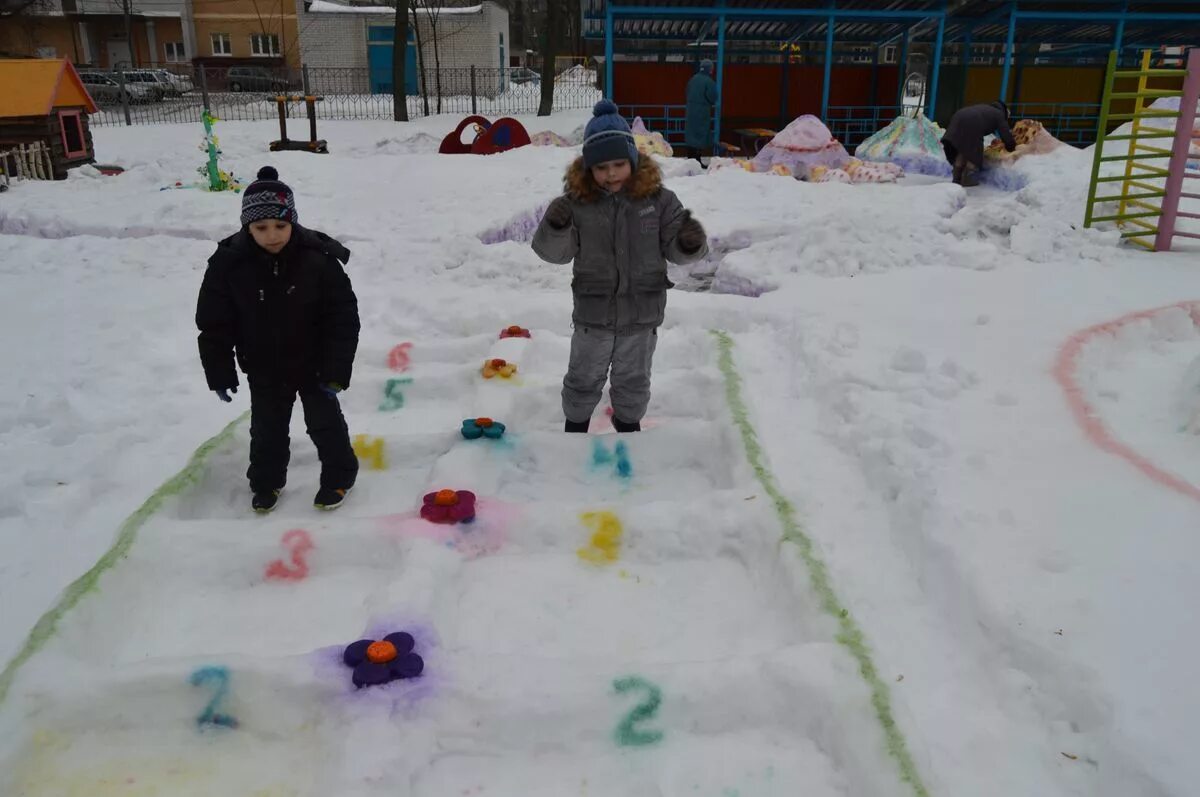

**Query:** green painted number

left=613, top=676, right=663, bottom=747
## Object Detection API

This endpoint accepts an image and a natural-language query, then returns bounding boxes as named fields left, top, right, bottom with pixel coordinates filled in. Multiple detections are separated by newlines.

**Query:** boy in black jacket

left=196, top=166, right=359, bottom=513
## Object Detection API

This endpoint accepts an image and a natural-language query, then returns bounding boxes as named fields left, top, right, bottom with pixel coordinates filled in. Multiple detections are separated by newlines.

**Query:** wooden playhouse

left=0, top=59, right=99, bottom=181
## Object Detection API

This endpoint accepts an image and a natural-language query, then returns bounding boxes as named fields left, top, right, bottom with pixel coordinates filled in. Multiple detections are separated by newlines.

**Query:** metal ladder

left=1083, top=49, right=1199, bottom=252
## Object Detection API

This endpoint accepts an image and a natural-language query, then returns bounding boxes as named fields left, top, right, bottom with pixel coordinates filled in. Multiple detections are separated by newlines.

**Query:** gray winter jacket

left=532, top=157, right=708, bottom=334
left=943, top=101, right=1017, bottom=168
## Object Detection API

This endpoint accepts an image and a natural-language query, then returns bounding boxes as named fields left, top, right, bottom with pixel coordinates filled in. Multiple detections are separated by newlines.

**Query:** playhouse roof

left=0, top=59, right=98, bottom=118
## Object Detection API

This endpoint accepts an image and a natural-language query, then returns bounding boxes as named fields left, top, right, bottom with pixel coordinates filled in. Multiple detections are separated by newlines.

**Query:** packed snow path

left=2, top=113, right=1200, bottom=797
left=0, top=328, right=909, bottom=796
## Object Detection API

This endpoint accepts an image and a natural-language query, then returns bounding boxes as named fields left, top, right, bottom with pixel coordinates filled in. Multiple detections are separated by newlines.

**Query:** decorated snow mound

left=985, top=119, right=1064, bottom=161
left=706, top=115, right=905, bottom=183
left=710, top=154, right=902, bottom=183
left=811, top=159, right=903, bottom=184
left=752, top=115, right=851, bottom=175
left=529, top=131, right=574, bottom=147
left=855, top=113, right=951, bottom=177
left=631, top=116, right=673, bottom=157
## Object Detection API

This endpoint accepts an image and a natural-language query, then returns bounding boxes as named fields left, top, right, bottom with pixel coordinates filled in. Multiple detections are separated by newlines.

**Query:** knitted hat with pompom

left=582, top=100, right=639, bottom=169
left=240, top=166, right=298, bottom=226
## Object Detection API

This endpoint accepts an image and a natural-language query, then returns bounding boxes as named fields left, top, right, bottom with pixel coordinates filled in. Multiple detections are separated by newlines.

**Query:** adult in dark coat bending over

left=942, top=101, right=1017, bottom=186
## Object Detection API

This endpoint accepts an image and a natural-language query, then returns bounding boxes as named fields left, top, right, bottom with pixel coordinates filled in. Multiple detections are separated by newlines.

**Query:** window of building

left=250, top=34, right=280, bottom=57
left=165, top=41, right=185, bottom=62
left=883, top=45, right=897, bottom=64
left=211, top=33, right=231, bottom=56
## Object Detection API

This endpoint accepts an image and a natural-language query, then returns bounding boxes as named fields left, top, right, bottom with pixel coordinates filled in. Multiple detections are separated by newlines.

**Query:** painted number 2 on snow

left=613, top=675, right=664, bottom=747
left=190, top=666, right=238, bottom=729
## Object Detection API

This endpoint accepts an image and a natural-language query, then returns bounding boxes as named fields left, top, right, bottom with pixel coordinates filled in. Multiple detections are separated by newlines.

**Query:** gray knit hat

left=240, top=166, right=298, bottom=226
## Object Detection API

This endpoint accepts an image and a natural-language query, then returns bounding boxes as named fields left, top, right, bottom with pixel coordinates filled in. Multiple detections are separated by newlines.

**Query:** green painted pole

left=1084, top=51, right=1120, bottom=228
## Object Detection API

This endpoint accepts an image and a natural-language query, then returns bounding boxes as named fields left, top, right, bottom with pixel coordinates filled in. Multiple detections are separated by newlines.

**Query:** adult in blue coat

left=684, top=59, right=717, bottom=167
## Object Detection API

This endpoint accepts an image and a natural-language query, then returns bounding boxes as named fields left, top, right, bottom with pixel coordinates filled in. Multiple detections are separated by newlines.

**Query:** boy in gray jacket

left=533, top=100, right=709, bottom=433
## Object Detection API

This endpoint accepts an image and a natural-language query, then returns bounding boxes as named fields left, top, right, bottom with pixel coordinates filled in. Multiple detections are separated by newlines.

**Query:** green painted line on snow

left=712, top=330, right=930, bottom=797
left=0, top=411, right=249, bottom=708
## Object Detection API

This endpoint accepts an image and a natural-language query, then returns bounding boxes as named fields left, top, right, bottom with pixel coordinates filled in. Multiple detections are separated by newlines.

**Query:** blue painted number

left=613, top=676, right=663, bottom=747
left=190, top=666, right=238, bottom=729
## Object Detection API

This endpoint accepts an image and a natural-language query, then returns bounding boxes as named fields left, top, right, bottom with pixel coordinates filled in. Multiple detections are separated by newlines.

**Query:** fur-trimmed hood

left=564, top=156, right=663, bottom=203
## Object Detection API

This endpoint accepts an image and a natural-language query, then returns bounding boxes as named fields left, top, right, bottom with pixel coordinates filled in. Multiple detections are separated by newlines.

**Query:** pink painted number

left=264, top=529, right=314, bottom=581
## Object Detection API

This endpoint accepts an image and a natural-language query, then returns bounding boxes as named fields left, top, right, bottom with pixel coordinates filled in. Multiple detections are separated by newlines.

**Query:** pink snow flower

left=421, top=489, right=476, bottom=524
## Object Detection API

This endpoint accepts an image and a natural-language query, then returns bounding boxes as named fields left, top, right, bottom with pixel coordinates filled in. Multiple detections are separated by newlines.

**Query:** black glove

left=677, top=210, right=706, bottom=253
left=543, top=195, right=573, bottom=229
left=215, top=386, right=237, bottom=403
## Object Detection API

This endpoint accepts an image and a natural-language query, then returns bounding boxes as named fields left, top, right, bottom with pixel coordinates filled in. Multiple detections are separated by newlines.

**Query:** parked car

left=509, top=67, right=541, bottom=85
left=121, top=70, right=167, bottom=101
left=225, top=65, right=291, bottom=93
left=153, top=68, right=195, bottom=96
left=77, top=71, right=157, bottom=104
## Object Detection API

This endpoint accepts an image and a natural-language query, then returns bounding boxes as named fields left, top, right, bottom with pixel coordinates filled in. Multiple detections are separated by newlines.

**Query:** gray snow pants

left=562, top=326, right=658, bottom=424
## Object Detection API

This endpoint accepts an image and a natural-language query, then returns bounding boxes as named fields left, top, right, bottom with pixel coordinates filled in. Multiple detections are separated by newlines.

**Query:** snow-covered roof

left=307, top=0, right=482, bottom=14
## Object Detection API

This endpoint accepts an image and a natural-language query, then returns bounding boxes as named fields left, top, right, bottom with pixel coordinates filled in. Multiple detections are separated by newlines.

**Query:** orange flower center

left=490, top=358, right=506, bottom=368
left=434, top=489, right=459, bottom=506
left=475, top=417, right=494, bottom=428
left=366, top=640, right=397, bottom=664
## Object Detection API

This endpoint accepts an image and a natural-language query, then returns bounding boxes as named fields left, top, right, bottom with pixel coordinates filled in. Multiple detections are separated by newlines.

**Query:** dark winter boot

left=314, top=486, right=351, bottom=511
left=960, top=169, right=980, bottom=188
left=565, top=418, right=591, bottom=433
left=252, top=488, right=282, bottom=514
left=611, top=417, right=641, bottom=433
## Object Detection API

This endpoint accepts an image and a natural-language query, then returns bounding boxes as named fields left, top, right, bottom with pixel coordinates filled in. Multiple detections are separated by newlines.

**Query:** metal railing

left=1009, top=102, right=1102, bottom=146
left=827, top=105, right=904, bottom=148
left=89, top=63, right=601, bottom=127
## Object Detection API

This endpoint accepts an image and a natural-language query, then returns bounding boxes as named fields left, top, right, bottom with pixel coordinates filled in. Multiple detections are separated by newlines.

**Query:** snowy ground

left=1, top=109, right=1199, bottom=797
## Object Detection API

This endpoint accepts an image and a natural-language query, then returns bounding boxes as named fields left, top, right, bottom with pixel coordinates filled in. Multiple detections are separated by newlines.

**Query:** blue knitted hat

left=582, top=100, right=639, bottom=169
left=241, top=166, right=298, bottom=227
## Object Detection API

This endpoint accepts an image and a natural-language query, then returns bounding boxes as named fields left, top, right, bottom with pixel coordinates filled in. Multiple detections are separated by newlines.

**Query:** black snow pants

left=247, top=381, right=359, bottom=494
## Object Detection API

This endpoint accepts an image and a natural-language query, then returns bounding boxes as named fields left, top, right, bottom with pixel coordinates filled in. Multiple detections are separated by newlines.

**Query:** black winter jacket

left=196, top=225, right=359, bottom=391
left=943, top=102, right=1017, bottom=168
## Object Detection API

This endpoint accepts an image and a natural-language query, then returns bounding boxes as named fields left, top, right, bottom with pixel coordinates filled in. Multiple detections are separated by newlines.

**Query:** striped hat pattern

left=240, top=166, right=298, bottom=226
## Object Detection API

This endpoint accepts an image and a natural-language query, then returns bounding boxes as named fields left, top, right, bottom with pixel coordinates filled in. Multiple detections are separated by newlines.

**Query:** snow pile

left=752, top=115, right=850, bottom=177
left=985, top=119, right=1065, bottom=162
left=631, top=116, right=673, bottom=158
left=1073, top=302, right=1200, bottom=482
left=529, top=130, right=574, bottom=147
left=855, top=113, right=951, bottom=177
left=3, top=111, right=1200, bottom=797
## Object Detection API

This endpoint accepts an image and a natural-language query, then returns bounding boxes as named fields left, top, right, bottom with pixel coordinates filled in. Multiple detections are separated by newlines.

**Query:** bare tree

left=0, top=0, right=54, bottom=58
left=392, top=0, right=409, bottom=121
left=0, top=0, right=49, bottom=16
left=409, top=4, right=430, bottom=116
left=537, top=0, right=561, bottom=115
left=412, top=0, right=473, bottom=115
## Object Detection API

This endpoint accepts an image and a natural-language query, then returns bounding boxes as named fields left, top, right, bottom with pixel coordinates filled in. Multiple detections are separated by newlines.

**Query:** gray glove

left=543, top=195, right=573, bottom=229
left=677, top=210, right=706, bottom=253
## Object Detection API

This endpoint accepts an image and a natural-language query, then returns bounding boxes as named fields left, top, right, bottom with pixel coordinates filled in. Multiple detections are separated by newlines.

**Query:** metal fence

left=90, top=64, right=602, bottom=127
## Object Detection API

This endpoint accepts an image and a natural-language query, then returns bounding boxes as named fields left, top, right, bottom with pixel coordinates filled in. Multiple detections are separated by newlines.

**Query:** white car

left=153, top=69, right=195, bottom=97
left=78, top=71, right=158, bottom=105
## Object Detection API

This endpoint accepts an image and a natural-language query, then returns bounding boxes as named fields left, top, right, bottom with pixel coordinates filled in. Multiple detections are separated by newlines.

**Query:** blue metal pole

left=999, top=2, right=1017, bottom=102
left=604, top=3, right=613, bottom=100
left=1113, top=0, right=1128, bottom=65
left=821, top=14, right=834, bottom=119
left=715, top=11, right=725, bottom=155
left=959, top=29, right=972, bottom=109
left=896, top=25, right=909, bottom=107
left=609, top=5, right=950, bottom=20
left=869, top=47, right=878, bottom=107
left=926, top=8, right=945, bottom=119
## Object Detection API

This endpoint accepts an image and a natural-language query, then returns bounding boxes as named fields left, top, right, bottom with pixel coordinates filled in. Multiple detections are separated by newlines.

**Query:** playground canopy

left=584, top=1, right=1200, bottom=147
